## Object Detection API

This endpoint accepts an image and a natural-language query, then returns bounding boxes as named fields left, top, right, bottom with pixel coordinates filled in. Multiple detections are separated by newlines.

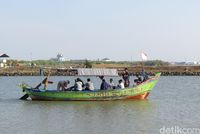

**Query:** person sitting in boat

left=84, top=78, right=94, bottom=91
left=99, top=76, right=111, bottom=90
left=122, top=68, right=130, bottom=87
left=74, top=78, right=84, bottom=91
left=68, top=78, right=84, bottom=91
left=116, top=79, right=125, bottom=89
left=134, top=74, right=142, bottom=85
left=57, top=80, right=70, bottom=91
left=109, top=78, right=115, bottom=89
left=141, top=69, right=149, bottom=82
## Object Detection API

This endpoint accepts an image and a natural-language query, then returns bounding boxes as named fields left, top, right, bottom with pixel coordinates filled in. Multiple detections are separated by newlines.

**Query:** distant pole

left=39, top=68, right=44, bottom=76
left=30, top=52, right=33, bottom=61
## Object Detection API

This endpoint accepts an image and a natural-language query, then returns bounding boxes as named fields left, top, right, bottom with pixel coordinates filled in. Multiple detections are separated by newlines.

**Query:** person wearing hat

left=57, top=80, right=70, bottom=91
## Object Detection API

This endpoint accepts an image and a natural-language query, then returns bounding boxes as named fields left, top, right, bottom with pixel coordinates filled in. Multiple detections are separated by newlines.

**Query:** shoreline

left=1, top=66, right=200, bottom=76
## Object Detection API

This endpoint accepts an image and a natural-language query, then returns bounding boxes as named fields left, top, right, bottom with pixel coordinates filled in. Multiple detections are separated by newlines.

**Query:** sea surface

left=0, top=76, right=200, bottom=134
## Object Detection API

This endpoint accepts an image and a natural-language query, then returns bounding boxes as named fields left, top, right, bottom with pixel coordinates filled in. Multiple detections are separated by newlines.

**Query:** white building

left=0, top=54, right=9, bottom=68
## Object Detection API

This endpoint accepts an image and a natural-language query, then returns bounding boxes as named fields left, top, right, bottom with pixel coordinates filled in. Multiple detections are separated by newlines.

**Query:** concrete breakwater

left=1, top=66, right=200, bottom=76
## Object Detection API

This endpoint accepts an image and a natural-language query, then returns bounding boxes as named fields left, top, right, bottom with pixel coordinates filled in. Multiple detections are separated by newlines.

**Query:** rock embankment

left=1, top=66, right=200, bottom=76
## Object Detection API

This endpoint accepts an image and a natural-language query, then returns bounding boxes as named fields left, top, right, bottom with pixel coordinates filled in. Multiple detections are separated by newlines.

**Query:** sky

left=0, top=0, right=200, bottom=61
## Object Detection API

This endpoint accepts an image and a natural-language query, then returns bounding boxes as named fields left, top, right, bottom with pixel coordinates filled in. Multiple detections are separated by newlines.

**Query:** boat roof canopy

left=77, top=68, right=118, bottom=76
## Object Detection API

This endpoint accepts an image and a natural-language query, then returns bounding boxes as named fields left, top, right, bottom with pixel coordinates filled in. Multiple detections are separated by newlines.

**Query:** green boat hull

left=21, top=73, right=161, bottom=101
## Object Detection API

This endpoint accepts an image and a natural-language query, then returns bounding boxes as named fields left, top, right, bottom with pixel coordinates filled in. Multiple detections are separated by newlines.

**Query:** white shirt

left=85, top=82, right=94, bottom=90
left=75, top=81, right=83, bottom=91
left=118, top=82, right=125, bottom=89
left=109, top=82, right=115, bottom=88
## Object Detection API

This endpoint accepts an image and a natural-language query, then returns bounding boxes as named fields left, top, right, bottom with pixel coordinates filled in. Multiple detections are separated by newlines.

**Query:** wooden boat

left=20, top=72, right=161, bottom=101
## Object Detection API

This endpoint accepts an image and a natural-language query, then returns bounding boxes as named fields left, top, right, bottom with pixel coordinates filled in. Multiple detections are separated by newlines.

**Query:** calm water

left=0, top=76, right=200, bottom=134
